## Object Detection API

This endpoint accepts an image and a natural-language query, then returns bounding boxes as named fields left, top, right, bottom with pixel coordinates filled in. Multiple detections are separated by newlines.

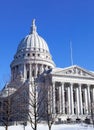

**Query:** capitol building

left=0, top=19, right=94, bottom=123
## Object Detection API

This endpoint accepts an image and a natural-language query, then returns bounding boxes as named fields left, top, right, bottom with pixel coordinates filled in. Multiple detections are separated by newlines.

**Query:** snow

left=0, top=124, right=94, bottom=130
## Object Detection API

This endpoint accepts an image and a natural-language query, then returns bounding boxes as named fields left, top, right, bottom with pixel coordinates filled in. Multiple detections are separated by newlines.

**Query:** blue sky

left=0, top=0, right=94, bottom=89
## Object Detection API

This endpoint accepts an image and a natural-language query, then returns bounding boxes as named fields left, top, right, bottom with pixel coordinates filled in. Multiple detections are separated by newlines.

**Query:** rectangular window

left=27, top=71, right=29, bottom=79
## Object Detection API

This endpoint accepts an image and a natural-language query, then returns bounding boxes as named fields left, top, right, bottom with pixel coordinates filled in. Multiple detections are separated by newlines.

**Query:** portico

left=50, top=65, right=94, bottom=120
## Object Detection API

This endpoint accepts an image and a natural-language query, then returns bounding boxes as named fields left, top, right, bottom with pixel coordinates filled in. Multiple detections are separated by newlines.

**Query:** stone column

left=93, top=87, right=94, bottom=103
left=59, top=85, right=62, bottom=114
left=79, top=84, right=83, bottom=115
left=87, top=84, right=91, bottom=114
left=76, top=86, right=80, bottom=115
left=35, top=64, right=38, bottom=77
left=52, top=82, right=56, bottom=114
left=68, top=86, right=71, bottom=115
left=61, top=82, right=65, bottom=114
left=70, top=83, right=74, bottom=115
left=24, top=64, right=26, bottom=80
left=29, top=64, right=32, bottom=81
left=40, top=64, right=44, bottom=73
left=84, top=87, right=88, bottom=114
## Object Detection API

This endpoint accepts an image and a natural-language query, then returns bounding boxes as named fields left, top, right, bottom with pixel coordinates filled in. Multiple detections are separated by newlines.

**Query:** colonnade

left=12, top=63, right=51, bottom=81
left=52, top=81, right=94, bottom=116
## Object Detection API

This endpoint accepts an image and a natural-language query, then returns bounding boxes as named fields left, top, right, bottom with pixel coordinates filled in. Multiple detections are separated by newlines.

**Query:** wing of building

left=0, top=20, right=94, bottom=124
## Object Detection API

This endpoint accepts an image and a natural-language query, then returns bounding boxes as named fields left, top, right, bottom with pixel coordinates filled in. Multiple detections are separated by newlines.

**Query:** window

left=23, top=54, right=25, bottom=57
left=64, top=89, right=68, bottom=102
left=15, top=56, right=18, bottom=59
left=46, top=56, right=48, bottom=58
left=73, top=89, right=76, bottom=102
left=82, top=90, right=85, bottom=103
left=65, top=107, right=67, bottom=114
left=27, top=53, right=30, bottom=57
left=83, top=108, right=85, bottom=114
left=32, top=53, right=35, bottom=56
left=16, top=65, right=19, bottom=71
left=32, top=70, right=35, bottom=77
left=27, top=71, right=29, bottom=79
left=37, top=71, right=40, bottom=77
left=74, top=108, right=76, bottom=114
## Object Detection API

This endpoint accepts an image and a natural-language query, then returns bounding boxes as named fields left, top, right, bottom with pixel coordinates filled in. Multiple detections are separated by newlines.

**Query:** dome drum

left=14, top=49, right=51, bottom=61
left=11, top=58, right=55, bottom=69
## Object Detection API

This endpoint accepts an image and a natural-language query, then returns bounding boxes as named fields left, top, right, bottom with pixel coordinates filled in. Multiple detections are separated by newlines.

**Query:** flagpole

left=70, top=41, right=73, bottom=66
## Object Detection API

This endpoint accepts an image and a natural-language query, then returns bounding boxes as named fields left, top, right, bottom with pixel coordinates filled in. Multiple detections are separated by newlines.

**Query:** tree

left=43, top=85, right=58, bottom=130
left=0, top=77, right=48, bottom=130
left=17, top=78, right=46, bottom=130
left=38, top=73, right=59, bottom=130
left=28, top=79, right=39, bottom=130
left=0, top=88, right=14, bottom=130
left=0, top=84, right=27, bottom=130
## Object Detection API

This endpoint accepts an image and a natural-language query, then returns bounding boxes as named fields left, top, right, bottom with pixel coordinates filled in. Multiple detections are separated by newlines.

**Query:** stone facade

left=43, top=66, right=94, bottom=121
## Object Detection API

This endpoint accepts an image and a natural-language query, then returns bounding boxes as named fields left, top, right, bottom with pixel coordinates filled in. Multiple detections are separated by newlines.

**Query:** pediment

left=52, top=65, right=94, bottom=78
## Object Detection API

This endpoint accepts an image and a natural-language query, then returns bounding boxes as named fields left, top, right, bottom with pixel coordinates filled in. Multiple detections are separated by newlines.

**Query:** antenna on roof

left=70, top=40, right=73, bottom=66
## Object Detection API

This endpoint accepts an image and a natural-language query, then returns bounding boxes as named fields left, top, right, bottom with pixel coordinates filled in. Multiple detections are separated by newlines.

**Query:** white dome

left=11, top=19, right=55, bottom=69
left=17, top=19, right=49, bottom=52
left=10, top=19, right=55, bottom=83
